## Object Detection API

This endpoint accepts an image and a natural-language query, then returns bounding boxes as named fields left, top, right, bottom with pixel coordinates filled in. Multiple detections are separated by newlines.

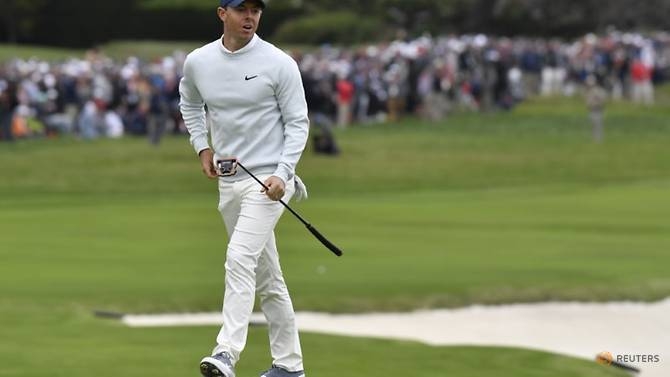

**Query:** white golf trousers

left=213, top=175, right=304, bottom=372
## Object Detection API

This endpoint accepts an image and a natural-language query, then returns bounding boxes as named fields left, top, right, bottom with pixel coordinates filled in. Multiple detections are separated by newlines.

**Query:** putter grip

left=307, top=224, right=343, bottom=257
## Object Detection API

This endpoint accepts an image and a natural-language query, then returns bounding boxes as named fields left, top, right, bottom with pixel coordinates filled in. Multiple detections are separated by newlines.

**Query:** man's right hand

left=199, top=149, right=218, bottom=179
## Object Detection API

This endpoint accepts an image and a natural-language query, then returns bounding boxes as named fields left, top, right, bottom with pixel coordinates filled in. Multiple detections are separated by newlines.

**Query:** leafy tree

left=0, top=0, right=46, bottom=43
left=3, top=0, right=670, bottom=46
left=139, top=0, right=212, bottom=8
left=273, top=11, right=384, bottom=45
left=135, top=0, right=670, bottom=40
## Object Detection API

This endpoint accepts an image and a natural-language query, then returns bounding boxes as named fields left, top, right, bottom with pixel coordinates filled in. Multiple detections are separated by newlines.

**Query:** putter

left=216, top=158, right=343, bottom=257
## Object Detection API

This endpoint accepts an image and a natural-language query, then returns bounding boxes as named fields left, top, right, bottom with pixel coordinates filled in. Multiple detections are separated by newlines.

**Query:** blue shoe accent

left=200, top=352, right=235, bottom=377
left=260, top=365, right=304, bottom=377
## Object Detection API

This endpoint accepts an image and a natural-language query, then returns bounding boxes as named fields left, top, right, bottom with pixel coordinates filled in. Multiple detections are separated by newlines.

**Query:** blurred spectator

left=585, top=75, right=607, bottom=143
left=77, top=99, right=104, bottom=139
left=630, top=57, right=654, bottom=105
left=384, top=57, right=409, bottom=122
left=147, top=67, right=170, bottom=145
left=417, top=59, right=450, bottom=121
left=541, top=41, right=566, bottom=96
left=0, top=77, right=18, bottom=141
left=335, top=73, right=354, bottom=127
left=302, top=63, right=339, bottom=155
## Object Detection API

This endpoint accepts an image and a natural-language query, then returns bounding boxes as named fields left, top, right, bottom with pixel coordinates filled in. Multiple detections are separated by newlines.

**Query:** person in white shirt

left=179, top=1, right=309, bottom=376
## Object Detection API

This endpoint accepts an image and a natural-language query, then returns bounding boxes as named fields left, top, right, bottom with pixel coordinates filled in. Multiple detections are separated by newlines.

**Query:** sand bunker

left=122, top=298, right=670, bottom=376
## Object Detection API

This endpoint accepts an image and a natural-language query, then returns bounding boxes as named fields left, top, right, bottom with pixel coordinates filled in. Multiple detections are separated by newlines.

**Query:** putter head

left=216, top=158, right=238, bottom=177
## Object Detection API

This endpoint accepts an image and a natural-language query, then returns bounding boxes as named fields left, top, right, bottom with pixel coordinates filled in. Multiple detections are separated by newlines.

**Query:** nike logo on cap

left=245, top=75, right=258, bottom=81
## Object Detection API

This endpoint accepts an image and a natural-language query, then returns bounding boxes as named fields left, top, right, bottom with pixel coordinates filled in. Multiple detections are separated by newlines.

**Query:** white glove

left=293, top=175, right=308, bottom=202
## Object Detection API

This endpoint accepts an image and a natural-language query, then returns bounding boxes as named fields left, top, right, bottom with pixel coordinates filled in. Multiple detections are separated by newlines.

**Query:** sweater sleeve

left=179, top=55, right=210, bottom=155
left=273, top=57, right=310, bottom=183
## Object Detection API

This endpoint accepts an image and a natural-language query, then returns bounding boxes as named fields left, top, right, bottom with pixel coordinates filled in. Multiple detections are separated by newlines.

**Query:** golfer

left=179, top=1, right=309, bottom=377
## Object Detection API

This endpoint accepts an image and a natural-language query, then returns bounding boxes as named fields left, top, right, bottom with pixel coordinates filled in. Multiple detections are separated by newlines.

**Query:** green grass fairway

left=0, top=40, right=200, bottom=62
left=3, top=91, right=668, bottom=376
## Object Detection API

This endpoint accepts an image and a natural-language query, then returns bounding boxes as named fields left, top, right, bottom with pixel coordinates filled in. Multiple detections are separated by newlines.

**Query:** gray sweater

left=179, top=34, right=309, bottom=183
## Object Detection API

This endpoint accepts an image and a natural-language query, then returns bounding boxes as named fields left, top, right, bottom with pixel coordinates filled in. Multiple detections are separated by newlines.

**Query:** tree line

left=1, top=0, right=668, bottom=47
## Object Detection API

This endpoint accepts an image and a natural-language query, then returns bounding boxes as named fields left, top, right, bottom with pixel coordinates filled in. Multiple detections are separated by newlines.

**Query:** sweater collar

left=219, top=34, right=259, bottom=55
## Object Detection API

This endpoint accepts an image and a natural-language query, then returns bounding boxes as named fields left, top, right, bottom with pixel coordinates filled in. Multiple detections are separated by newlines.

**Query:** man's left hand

left=262, top=176, right=285, bottom=201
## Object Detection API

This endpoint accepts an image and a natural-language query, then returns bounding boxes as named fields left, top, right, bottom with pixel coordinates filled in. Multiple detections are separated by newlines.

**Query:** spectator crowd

left=0, top=48, right=184, bottom=144
left=1, top=30, right=669, bottom=145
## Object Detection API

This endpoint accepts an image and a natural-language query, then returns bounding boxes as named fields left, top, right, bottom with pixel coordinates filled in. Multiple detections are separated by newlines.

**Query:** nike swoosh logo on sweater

left=245, top=75, right=258, bottom=81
